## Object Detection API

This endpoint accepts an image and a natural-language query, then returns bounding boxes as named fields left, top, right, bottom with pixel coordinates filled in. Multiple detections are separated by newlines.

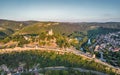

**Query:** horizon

left=1, top=18, right=120, bottom=23
left=0, top=0, right=120, bottom=22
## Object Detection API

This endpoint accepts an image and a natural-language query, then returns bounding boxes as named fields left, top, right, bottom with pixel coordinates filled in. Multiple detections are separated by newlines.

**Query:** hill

left=15, top=22, right=92, bottom=35
left=15, top=22, right=120, bottom=36
left=0, top=50, right=117, bottom=75
left=0, top=19, right=120, bottom=38
left=0, top=19, right=39, bottom=38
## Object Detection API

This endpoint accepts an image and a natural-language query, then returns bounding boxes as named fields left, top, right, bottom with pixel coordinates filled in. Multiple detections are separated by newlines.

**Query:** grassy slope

left=0, top=19, right=120, bottom=38
left=0, top=50, right=116, bottom=75
left=0, top=19, right=39, bottom=38
left=15, top=22, right=120, bottom=36
left=15, top=22, right=97, bottom=35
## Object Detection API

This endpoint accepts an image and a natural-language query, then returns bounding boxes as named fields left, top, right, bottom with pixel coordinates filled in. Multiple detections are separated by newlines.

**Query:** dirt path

left=41, top=66, right=108, bottom=75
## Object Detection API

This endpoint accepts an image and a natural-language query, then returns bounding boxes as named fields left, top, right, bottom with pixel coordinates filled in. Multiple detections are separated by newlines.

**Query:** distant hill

left=0, top=19, right=120, bottom=38
left=15, top=22, right=120, bottom=35
left=0, top=19, right=39, bottom=31
left=0, top=19, right=39, bottom=38
left=15, top=22, right=94, bottom=35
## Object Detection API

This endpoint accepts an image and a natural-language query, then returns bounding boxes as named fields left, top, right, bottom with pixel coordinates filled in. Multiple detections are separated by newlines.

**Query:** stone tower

left=48, top=29, right=53, bottom=36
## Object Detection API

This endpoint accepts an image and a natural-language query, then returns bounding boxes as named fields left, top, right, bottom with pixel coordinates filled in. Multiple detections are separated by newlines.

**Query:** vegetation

left=21, top=69, right=97, bottom=75
left=43, top=70, right=96, bottom=75
left=0, top=19, right=120, bottom=75
left=103, top=51, right=120, bottom=67
left=15, top=22, right=120, bottom=35
left=0, top=19, right=38, bottom=39
left=0, top=19, right=120, bottom=40
left=87, top=27, right=120, bottom=38
left=1, top=35, right=29, bottom=46
left=0, top=50, right=116, bottom=75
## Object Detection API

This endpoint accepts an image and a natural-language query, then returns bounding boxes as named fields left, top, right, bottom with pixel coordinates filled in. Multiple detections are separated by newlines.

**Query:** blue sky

left=0, top=0, right=120, bottom=22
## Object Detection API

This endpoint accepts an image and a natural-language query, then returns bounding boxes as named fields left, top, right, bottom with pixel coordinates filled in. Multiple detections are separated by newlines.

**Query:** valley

left=0, top=19, right=120, bottom=75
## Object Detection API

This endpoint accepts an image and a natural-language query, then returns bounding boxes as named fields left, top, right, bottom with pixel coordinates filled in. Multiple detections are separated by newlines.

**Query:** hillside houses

left=94, top=31, right=120, bottom=52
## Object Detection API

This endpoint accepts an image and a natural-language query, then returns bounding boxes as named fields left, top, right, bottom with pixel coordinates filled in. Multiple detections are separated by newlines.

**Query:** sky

left=0, top=0, right=120, bottom=22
